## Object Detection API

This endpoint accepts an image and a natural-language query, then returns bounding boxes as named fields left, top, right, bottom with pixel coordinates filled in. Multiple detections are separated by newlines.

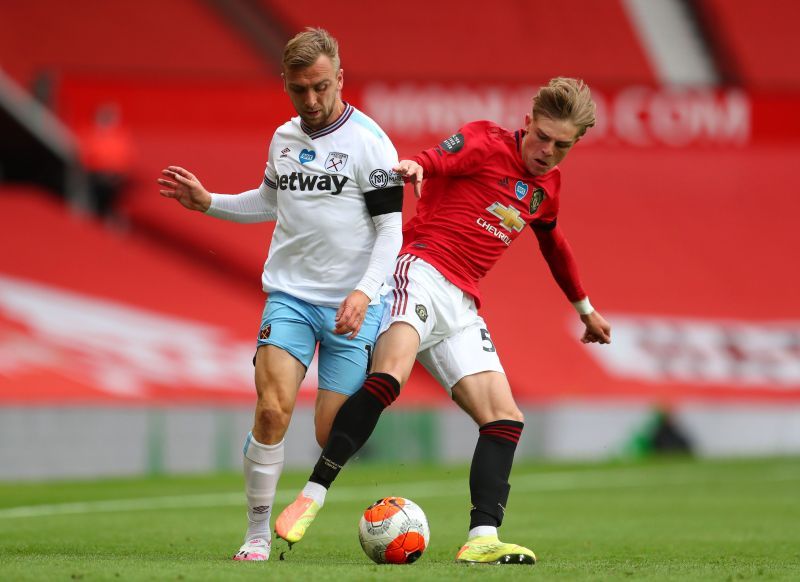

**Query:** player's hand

left=157, top=166, right=212, bottom=212
left=580, top=310, right=611, bottom=344
left=334, top=290, right=371, bottom=340
left=393, top=160, right=424, bottom=198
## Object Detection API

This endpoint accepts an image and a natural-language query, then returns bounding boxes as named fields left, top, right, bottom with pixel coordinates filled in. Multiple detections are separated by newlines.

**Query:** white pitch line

left=0, top=466, right=797, bottom=520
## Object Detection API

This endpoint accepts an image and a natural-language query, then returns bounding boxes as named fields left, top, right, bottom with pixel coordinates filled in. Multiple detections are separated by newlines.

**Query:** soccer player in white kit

left=157, top=28, right=403, bottom=561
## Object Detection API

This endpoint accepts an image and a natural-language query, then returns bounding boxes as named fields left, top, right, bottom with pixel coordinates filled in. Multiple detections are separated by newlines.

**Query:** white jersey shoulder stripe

left=349, top=109, right=385, bottom=139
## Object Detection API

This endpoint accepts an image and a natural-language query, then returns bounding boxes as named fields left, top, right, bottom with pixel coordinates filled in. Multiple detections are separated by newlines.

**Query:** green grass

left=1, top=457, right=799, bottom=581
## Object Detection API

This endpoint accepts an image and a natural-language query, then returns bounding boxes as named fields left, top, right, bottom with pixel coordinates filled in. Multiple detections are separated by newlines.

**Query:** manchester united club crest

left=258, top=324, right=271, bottom=340
left=415, top=304, right=428, bottom=322
left=529, top=187, right=545, bottom=214
left=324, top=151, right=348, bottom=173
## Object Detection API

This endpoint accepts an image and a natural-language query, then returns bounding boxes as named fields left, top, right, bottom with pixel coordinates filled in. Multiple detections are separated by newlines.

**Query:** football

left=358, top=497, right=430, bottom=564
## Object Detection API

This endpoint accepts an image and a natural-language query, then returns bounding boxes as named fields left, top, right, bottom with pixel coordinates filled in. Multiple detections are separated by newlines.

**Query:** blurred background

left=1, top=0, right=798, bottom=480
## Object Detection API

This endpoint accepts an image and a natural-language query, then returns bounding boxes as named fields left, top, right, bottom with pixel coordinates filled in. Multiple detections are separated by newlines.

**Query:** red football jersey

left=403, top=120, right=562, bottom=307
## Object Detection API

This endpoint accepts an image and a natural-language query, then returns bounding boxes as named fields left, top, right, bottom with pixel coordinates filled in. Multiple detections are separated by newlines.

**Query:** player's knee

left=253, top=400, right=291, bottom=434
left=482, top=406, right=524, bottom=425
left=507, top=407, right=525, bottom=423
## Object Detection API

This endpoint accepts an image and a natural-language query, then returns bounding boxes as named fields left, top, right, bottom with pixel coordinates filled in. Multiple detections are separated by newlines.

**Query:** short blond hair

left=533, top=77, right=596, bottom=138
left=282, top=27, right=340, bottom=72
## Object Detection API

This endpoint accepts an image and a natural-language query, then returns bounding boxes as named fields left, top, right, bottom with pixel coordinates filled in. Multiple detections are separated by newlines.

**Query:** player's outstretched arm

left=580, top=310, right=611, bottom=344
left=393, top=160, right=424, bottom=198
left=157, top=166, right=211, bottom=212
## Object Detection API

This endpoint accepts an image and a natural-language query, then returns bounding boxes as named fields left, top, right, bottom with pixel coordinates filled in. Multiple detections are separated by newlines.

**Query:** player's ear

left=524, top=113, right=532, bottom=128
left=337, top=68, right=344, bottom=90
left=281, top=72, right=287, bottom=92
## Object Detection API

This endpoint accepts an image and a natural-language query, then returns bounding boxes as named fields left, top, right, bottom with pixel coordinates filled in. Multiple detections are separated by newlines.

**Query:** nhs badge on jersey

left=299, top=149, right=316, bottom=164
left=324, top=152, right=348, bottom=173
left=515, top=180, right=529, bottom=200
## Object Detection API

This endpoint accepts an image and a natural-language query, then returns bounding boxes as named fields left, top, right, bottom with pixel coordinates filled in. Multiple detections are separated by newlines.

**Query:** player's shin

left=242, top=432, right=284, bottom=542
left=468, top=420, right=524, bottom=533
left=309, top=372, right=401, bottom=488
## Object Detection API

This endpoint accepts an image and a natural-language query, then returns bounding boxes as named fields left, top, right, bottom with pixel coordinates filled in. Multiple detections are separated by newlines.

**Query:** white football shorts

left=379, top=254, right=505, bottom=390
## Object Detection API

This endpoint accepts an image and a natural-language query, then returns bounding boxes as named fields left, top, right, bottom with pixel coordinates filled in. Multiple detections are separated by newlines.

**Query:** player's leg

left=418, top=322, right=535, bottom=564
left=452, top=372, right=534, bottom=564
left=276, top=295, right=421, bottom=544
left=313, top=389, right=349, bottom=449
left=308, top=321, right=420, bottom=485
left=235, top=294, right=315, bottom=561
left=276, top=256, right=444, bottom=544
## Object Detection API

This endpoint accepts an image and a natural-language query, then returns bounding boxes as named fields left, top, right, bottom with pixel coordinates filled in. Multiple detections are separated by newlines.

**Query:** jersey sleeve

left=412, top=121, right=490, bottom=177
left=533, top=223, right=586, bottom=302
left=262, top=136, right=279, bottom=195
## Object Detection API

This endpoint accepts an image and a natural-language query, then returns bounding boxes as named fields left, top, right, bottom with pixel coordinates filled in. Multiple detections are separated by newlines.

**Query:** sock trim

left=363, top=373, right=400, bottom=407
left=243, top=432, right=285, bottom=464
left=479, top=420, right=524, bottom=444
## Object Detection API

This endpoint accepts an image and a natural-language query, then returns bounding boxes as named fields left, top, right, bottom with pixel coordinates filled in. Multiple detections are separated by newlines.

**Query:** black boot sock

left=309, top=373, right=400, bottom=488
left=468, top=419, right=524, bottom=530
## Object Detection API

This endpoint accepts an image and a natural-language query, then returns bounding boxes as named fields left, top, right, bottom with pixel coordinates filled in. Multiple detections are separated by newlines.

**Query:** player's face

left=520, top=114, right=580, bottom=175
left=283, top=55, right=344, bottom=130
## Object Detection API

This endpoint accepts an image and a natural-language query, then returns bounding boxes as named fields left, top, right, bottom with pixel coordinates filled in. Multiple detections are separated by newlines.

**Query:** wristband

left=572, top=297, right=594, bottom=315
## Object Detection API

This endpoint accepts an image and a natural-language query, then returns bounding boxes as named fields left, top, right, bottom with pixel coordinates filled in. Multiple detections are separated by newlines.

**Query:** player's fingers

left=172, top=172, right=192, bottom=185
left=336, top=301, right=352, bottom=322
left=167, top=166, right=188, bottom=176
left=157, top=178, right=178, bottom=188
left=159, top=189, right=177, bottom=197
left=592, top=326, right=611, bottom=344
left=349, top=318, right=364, bottom=340
left=392, top=161, right=410, bottom=175
left=413, top=169, right=424, bottom=198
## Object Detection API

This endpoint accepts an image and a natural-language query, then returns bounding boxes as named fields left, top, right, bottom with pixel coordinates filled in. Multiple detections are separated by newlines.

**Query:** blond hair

left=282, top=27, right=340, bottom=72
left=533, top=77, right=596, bottom=138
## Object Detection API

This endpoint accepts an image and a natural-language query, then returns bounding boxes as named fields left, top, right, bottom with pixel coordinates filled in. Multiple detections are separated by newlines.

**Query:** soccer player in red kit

left=276, top=77, right=612, bottom=564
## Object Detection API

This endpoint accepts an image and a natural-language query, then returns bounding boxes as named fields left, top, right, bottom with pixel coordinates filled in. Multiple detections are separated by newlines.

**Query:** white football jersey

left=261, top=103, right=401, bottom=307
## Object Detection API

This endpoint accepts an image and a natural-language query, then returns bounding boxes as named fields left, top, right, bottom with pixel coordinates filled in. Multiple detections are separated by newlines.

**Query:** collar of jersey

left=300, top=102, right=353, bottom=139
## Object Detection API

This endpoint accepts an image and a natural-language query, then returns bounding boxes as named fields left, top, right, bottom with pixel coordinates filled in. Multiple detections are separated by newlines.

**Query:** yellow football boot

left=455, top=534, right=536, bottom=565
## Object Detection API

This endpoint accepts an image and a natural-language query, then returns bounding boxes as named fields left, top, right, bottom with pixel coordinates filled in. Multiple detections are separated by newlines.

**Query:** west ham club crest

left=324, top=152, right=349, bottom=173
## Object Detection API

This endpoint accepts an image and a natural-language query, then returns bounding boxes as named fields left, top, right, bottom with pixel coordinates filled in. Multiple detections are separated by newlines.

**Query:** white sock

left=468, top=525, right=498, bottom=540
left=242, top=432, right=284, bottom=543
left=301, top=481, right=328, bottom=506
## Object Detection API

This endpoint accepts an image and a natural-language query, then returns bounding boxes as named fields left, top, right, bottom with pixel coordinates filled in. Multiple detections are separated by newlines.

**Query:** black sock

left=469, top=419, right=524, bottom=530
left=309, top=373, right=400, bottom=488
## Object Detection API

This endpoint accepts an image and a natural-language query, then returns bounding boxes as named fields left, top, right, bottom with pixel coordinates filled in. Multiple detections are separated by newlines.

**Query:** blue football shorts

left=256, top=291, right=383, bottom=395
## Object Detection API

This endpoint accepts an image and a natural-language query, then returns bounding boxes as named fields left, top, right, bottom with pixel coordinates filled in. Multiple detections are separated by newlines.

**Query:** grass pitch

left=1, top=457, right=798, bottom=581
